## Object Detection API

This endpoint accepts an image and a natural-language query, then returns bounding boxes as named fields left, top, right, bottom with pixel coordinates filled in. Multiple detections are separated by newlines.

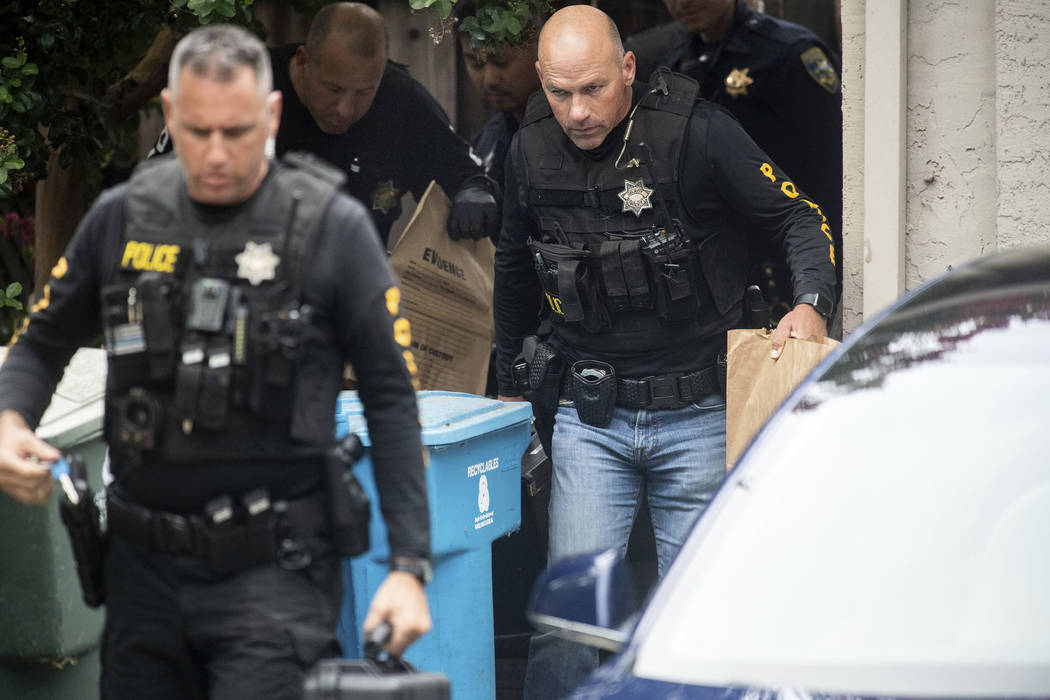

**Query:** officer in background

left=494, top=6, right=836, bottom=697
left=152, top=2, right=498, bottom=247
left=453, top=0, right=543, bottom=200
left=0, top=24, right=431, bottom=699
left=626, top=0, right=842, bottom=321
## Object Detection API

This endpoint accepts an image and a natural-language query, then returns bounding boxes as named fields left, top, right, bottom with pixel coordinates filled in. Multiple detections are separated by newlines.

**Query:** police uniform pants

left=100, top=532, right=343, bottom=700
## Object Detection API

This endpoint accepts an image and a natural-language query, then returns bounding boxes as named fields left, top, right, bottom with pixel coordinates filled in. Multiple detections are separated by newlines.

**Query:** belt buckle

left=645, top=373, right=681, bottom=410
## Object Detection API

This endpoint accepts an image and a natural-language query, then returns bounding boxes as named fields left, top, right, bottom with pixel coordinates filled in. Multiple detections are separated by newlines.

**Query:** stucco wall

left=995, top=0, right=1050, bottom=250
left=906, top=1, right=998, bottom=286
left=840, top=0, right=866, bottom=333
left=841, top=0, right=1050, bottom=335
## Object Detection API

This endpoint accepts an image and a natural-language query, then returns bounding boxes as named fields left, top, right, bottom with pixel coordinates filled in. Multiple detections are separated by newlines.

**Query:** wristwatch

left=391, top=556, right=433, bottom=585
left=793, top=292, right=834, bottom=320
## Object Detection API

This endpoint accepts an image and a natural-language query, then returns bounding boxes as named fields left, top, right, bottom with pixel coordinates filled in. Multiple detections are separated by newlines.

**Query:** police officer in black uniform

left=0, top=24, right=432, bottom=699
left=494, top=7, right=836, bottom=698
left=626, top=0, right=842, bottom=320
left=151, top=2, right=498, bottom=247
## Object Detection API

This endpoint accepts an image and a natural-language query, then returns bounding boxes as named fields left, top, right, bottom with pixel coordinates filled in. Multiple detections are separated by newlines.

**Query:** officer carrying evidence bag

left=725, top=328, right=839, bottom=470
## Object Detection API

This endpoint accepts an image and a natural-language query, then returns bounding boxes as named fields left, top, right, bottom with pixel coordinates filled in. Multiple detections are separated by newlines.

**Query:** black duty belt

left=616, top=366, right=720, bottom=410
left=106, top=488, right=327, bottom=575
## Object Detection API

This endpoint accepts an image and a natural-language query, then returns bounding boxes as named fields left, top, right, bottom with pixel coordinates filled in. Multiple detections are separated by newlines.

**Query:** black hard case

left=302, top=657, right=451, bottom=700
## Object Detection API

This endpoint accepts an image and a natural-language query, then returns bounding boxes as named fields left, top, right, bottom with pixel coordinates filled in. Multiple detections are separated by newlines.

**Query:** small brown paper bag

left=387, top=181, right=496, bottom=395
left=725, top=329, right=839, bottom=470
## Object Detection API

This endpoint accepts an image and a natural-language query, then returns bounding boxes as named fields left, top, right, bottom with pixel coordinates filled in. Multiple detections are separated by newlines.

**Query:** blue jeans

left=523, top=394, right=727, bottom=699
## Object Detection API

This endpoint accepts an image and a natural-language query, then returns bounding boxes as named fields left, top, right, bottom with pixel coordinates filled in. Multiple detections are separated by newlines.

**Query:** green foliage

left=414, top=0, right=551, bottom=54
left=1, top=282, right=22, bottom=311
left=0, top=211, right=31, bottom=343
left=0, top=0, right=270, bottom=205
left=0, top=280, right=25, bottom=343
left=175, top=0, right=257, bottom=24
left=0, top=40, right=42, bottom=200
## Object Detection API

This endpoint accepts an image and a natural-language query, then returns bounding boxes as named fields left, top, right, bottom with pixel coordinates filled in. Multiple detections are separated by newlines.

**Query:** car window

left=632, top=304, right=1050, bottom=696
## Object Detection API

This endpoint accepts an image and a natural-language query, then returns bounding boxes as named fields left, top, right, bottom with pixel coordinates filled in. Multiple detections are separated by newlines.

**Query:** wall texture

left=841, top=0, right=1050, bottom=333
left=995, top=0, right=1050, bottom=250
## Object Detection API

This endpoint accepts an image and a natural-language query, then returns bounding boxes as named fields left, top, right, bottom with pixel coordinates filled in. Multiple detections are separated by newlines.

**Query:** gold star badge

left=235, top=241, right=280, bottom=286
left=618, top=179, right=654, bottom=217
left=371, top=180, right=400, bottom=214
left=725, top=67, right=754, bottom=98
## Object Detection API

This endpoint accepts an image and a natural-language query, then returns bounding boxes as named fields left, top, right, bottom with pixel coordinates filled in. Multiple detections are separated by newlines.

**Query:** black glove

left=447, top=184, right=499, bottom=241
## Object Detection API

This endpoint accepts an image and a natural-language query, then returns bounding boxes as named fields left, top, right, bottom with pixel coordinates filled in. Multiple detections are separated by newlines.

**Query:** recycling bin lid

left=337, top=390, right=531, bottom=447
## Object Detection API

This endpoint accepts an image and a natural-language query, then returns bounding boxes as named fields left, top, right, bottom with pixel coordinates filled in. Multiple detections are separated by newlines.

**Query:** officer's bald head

left=305, top=2, right=389, bottom=63
left=537, top=5, right=625, bottom=69
left=535, top=5, right=635, bottom=151
left=293, top=1, right=388, bottom=134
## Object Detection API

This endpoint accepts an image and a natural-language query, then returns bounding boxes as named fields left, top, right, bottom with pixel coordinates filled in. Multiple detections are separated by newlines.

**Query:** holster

left=567, top=360, right=617, bottom=427
left=325, top=433, right=371, bottom=558
left=513, top=337, right=566, bottom=456
left=58, top=456, right=106, bottom=608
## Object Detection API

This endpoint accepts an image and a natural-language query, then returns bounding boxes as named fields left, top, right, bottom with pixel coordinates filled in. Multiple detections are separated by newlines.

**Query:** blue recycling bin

left=334, top=390, right=532, bottom=700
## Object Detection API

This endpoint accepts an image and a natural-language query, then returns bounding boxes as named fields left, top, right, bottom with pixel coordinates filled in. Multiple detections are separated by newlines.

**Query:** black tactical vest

left=518, top=70, right=744, bottom=358
left=101, top=153, right=344, bottom=465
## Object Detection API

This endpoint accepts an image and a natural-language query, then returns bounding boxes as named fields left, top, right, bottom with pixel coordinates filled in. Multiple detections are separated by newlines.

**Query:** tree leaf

left=6, top=282, right=22, bottom=298
left=22, top=63, right=38, bottom=76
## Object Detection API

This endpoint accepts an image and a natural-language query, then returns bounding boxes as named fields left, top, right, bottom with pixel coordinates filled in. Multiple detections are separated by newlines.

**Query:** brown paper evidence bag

left=725, top=329, right=839, bottom=471
left=386, top=182, right=496, bottom=396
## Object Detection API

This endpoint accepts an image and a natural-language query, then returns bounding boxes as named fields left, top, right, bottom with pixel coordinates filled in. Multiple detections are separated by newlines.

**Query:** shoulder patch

left=800, top=46, right=840, bottom=94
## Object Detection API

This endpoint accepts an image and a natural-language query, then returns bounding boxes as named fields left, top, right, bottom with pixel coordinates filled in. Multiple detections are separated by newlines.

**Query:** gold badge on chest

left=725, top=67, right=754, bottom=98
left=371, top=180, right=400, bottom=214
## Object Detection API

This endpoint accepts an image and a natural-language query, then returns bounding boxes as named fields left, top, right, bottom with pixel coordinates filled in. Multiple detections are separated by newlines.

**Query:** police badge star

left=619, top=179, right=654, bottom=217
left=371, top=179, right=400, bottom=214
left=725, top=67, right=754, bottom=98
left=235, top=241, right=280, bottom=286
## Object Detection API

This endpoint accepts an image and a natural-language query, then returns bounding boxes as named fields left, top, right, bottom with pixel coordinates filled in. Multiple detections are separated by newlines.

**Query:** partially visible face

left=663, top=0, right=736, bottom=35
left=162, top=66, right=280, bottom=205
left=460, top=37, right=540, bottom=118
left=295, top=37, right=385, bottom=134
left=537, top=39, right=635, bottom=150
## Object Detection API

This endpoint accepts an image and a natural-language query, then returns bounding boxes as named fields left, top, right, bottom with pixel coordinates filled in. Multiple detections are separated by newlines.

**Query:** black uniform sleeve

left=399, top=77, right=487, bottom=200
left=493, top=136, right=543, bottom=395
left=314, top=195, right=430, bottom=559
left=682, top=104, right=836, bottom=304
left=772, top=39, right=843, bottom=271
left=0, top=187, right=123, bottom=427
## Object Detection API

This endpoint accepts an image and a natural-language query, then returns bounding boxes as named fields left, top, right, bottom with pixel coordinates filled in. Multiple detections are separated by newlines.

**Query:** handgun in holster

left=512, top=336, right=566, bottom=457
left=325, top=433, right=371, bottom=558
left=57, top=455, right=106, bottom=608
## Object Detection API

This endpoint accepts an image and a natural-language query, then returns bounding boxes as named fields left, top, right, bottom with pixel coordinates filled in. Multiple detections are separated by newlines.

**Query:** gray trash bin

left=0, top=348, right=107, bottom=700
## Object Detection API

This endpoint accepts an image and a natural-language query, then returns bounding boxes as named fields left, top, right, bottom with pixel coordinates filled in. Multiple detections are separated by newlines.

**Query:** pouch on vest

left=597, top=239, right=650, bottom=313
left=247, top=305, right=310, bottom=417
left=134, top=272, right=177, bottom=380
left=173, top=336, right=205, bottom=433
left=102, top=283, right=151, bottom=389
left=529, top=240, right=606, bottom=332
left=640, top=228, right=702, bottom=321
left=198, top=339, right=232, bottom=431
